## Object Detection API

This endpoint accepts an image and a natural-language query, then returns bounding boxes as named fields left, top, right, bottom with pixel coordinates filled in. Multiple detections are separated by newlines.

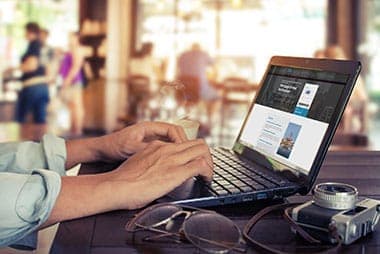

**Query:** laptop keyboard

left=208, top=148, right=290, bottom=196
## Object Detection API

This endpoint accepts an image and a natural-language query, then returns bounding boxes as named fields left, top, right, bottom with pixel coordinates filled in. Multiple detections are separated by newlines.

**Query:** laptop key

left=215, top=179, right=229, bottom=185
left=231, top=179, right=244, bottom=185
left=228, top=187, right=241, bottom=194
left=211, top=182, right=222, bottom=188
left=278, top=180, right=289, bottom=186
left=251, top=184, right=265, bottom=190
left=212, top=185, right=224, bottom=190
left=260, top=181, right=276, bottom=188
left=241, top=186, right=253, bottom=192
left=224, top=175, right=236, bottom=180
left=267, top=183, right=277, bottom=188
left=216, top=189, right=229, bottom=196
left=240, top=175, right=253, bottom=181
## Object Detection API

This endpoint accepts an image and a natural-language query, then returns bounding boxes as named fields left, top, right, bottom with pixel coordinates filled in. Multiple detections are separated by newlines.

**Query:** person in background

left=39, top=28, right=59, bottom=84
left=39, top=29, right=54, bottom=70
left=0, top=122, right=213, bottom=250
left=59, top=32, right=85, bottom=136
left=314, top=46, right=368, bottom=133
left=15, top=22, right=49, bottom=140
left=177, top=43, right=218, bottom=101
left=129, top=42, right=160, bottom=92
left=313, top=49, right=325, bottom=59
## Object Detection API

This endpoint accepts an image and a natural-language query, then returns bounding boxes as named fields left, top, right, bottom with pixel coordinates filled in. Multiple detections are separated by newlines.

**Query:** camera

left=291, top=183, right=380, bottom=245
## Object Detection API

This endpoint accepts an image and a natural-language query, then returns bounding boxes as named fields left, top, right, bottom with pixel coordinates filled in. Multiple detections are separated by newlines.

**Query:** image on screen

left=276, top=122, right=301, bottom=159
left=239, top=66, right=346, bottom=174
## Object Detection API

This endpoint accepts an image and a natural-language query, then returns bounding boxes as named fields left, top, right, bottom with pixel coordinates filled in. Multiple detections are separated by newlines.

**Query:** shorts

left=60, top=84, right=83, bottom=104
left=15, top=84, right=50, bottom=124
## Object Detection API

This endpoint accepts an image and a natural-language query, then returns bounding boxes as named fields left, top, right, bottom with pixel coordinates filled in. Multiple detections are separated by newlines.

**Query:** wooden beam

left=327, top=0, right=338, bottom=45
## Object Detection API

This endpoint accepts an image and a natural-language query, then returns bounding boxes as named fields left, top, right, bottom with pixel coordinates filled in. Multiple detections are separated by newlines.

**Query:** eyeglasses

left=125, top=203, right=245, bottom=254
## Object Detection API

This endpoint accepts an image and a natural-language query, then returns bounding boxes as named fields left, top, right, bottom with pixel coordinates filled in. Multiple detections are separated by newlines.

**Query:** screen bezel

left=232, top=56, right=361, bottom=195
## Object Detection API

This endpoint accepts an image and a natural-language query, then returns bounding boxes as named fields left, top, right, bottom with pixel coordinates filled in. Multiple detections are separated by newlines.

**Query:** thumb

left=133, top=142, right=148, bottom=152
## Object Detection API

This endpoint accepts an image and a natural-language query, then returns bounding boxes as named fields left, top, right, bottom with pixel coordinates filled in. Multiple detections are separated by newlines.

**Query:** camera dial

left=313, top=182, right=358, bottom=210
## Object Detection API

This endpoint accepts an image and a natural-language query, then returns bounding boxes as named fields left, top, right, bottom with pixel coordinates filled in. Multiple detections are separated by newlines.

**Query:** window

left=136, top=0, right=327, bottom=82
left=0, top=0, right=78, bottom=68
left=361, top=0, right=380, bottom=148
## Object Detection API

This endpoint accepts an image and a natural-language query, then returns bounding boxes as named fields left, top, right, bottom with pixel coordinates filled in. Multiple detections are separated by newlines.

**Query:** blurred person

left=313, top=49, right=325, bottom=59
left=15, top=22, right=49, bottom=140
left=177, top=43, right=218, bottom=101
left=315, top=46, right=368, bottom=133
left=39, top=28, right=60, bottom=84
left=129, top=42, right=160, bottom=92
left=0, top=121, right=213, bottom=249
left=39, top=29, right=54, bottom=68
left=59, top=32, right=85, bottom=136
left=177, top=43, right=219, bottom=132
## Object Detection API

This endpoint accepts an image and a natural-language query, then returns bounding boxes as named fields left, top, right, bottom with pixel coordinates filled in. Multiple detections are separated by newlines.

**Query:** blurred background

left=0, top=0, right=379, bottom=150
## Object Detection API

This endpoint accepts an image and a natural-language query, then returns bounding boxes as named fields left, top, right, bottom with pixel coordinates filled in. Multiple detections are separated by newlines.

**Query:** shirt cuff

left=42, top=134, right=67, bottom=176
left=9, top=231, right=38, bottom=251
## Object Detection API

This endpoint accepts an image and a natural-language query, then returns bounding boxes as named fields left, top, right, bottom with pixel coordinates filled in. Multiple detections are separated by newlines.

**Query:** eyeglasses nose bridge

left=170, top=210, right=192, bottom=220
left=148, top=210, right=192, bottom=229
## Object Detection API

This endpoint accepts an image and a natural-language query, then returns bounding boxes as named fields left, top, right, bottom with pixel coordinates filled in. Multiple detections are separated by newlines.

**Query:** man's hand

left=65, top=122, right=188, bottom=169
left=97, top=122, right=188, bottom=161
left=47, top=138, right=213, bottom=225
left=108, top=139, right=213, bottom=210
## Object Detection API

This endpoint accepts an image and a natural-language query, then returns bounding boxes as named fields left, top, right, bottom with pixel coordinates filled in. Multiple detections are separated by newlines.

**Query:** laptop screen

left=238, top=65, right=349, bottom=176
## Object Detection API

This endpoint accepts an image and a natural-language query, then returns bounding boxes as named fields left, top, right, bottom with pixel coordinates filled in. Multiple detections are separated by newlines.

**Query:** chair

left=127, top=75, right=150, bottom=123
left=332, top=133, right=369, bottom=147
left=176, top=75, right=201, bottom=104
left=175, top=76, right=218, bottom=138
left=218, top=77, right=258, bottom=146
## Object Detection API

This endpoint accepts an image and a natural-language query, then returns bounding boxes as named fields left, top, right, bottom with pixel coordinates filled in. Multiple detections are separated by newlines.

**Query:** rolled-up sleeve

left=0, top=170, right=61, bottom=249
left=0, top=134, right=67, bottom=176
left=0, top=134, right=67, bottom=249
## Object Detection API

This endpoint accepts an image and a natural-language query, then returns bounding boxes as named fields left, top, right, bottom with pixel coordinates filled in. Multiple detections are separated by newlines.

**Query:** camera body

left=292, top=198, right=380, bottom=245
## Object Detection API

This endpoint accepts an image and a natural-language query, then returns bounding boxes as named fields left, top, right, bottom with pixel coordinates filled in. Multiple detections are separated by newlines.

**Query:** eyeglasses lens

left=183, top=212, right=241, bottom=254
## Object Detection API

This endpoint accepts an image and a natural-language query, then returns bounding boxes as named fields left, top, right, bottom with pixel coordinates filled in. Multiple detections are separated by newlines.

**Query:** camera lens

left=313, top=183, right=358, bottom=210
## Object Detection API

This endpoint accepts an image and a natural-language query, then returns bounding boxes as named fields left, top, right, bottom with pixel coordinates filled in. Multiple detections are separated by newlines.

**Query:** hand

left=108, top=139, right=213, bottom=210
left=47, top=138, right=213, bottom=225
left=59, top=86, right=70, bottom=103
left=62, top=78, right=71, bottom=88
left=98, top=121, right=188, bottom=161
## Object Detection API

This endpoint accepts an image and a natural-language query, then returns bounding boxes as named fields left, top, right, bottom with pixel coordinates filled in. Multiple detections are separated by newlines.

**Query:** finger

left=168, top=143, right=213, bottom=169
left=173, top=125, right=188, bottom=143
left=139, top=140, right=168, bottom=159
left=145, top=140, right=168, bottom=152
left=144, top=122, right=187, bottom=143
left=173, top=157, right=213, bottom=182
left=132, top=142, right=148, bottom=153
left=176, top=139, right=212, bottom=167
left=170, top=138, right=206, bottom=152
left=156, top=139, right=209, bottom=162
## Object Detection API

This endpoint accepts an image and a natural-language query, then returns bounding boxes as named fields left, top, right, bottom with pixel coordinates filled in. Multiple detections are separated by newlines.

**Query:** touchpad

left=157, top=177, right=214, bottom=202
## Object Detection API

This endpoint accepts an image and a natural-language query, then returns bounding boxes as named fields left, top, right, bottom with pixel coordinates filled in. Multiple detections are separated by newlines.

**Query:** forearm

left=65, top=133, right=126, bottom=169
left=44, top=172, right=124, bottom=226
left=65, top=137, right=104, bottom=169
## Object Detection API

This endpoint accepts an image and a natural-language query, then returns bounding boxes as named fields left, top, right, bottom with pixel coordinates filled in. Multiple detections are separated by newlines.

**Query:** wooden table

left=51, top=150, right=380, bottom=254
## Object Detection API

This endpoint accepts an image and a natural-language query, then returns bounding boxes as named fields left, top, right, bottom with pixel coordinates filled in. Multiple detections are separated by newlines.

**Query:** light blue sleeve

left=0, top=134, right=67, bottom=250
left=0, top=134, right=67, bottom=176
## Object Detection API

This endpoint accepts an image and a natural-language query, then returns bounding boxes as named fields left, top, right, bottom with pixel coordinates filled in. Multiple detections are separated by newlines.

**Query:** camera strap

left=243, top=203, right=342, bottom=254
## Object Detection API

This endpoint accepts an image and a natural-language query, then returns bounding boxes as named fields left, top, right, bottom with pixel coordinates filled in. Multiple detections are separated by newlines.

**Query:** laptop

left=161, top=56, right=361, bottom=207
